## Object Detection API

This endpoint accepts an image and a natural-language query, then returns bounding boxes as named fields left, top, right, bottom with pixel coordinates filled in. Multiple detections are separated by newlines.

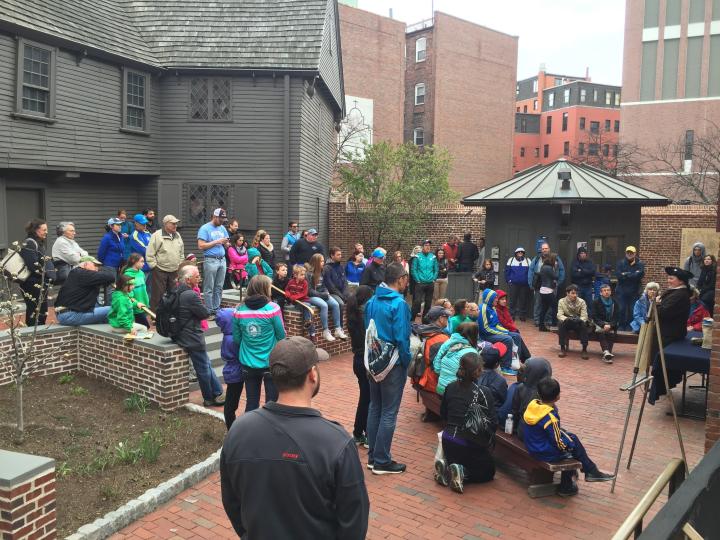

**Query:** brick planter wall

left=0, top=451, right=56, bottom=540
left=0, top=326, right=78, bottom=386
left=77, top=328, right=189, bottom=411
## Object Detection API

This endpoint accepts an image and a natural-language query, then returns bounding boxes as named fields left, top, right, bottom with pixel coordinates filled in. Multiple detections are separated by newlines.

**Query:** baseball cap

left=270, top=337, right=329, bottom=378
left=107, top=217, right=123, bottom=226
left=625, top=246, right=637, bottom=253
left=427, top=305, right=452, bottom=322
left=163, top=215, right=180, bottom=224
left=515, top=246, right=525, bottom=254
left=212, top=208, right=227, bottom=218
left=133, top=213, right=148, bottom=225
left=79, top=255, right=102, bottom=265
left=307, top=228, right=318, bottom=235
left=422, top=239, right=432, bottom=245
left=372, top=248, right=386, bottom=258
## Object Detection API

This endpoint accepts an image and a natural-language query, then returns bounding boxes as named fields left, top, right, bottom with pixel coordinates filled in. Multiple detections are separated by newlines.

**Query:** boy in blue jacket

left=478, top=289, right=518, bottom=376
left=523, top=377, right=615, bottom=497
left=216, top=308, right=242, bottom=429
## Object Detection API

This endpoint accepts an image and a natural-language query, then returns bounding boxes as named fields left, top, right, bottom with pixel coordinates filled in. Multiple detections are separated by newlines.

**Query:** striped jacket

left=522, top=399, right=575, bottom=462
left=477, top=289, right=508, bottom=338
left=232, top=295, right=286, bottom=369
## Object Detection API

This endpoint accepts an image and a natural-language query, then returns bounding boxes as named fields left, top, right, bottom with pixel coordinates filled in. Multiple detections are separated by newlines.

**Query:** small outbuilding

left=462, top=160, right=669, bottom=288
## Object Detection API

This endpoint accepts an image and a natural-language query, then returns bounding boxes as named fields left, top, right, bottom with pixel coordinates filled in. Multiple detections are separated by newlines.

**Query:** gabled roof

left=463, top=160, right=669, bottom=206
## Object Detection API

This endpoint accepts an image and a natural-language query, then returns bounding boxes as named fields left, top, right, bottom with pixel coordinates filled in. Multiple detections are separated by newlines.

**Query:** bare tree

left=569, top=129, right=646, bottom=178
left=0, top=242, right=63, bottom=439
left=334, top=98, right=373, bottom=167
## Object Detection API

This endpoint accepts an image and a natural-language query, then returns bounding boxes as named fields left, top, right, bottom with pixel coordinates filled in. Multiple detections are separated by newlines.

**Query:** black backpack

left=155, top=288, right=185, bottom=338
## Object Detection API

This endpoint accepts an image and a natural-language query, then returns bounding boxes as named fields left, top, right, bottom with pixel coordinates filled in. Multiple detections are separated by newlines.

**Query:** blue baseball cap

left=133, top=213, right=148, bottom=225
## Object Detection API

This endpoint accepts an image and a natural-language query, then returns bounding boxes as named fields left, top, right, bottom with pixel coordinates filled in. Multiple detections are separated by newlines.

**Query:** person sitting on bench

left=557, top=284, right=590, bottom=359
left=523, top=377, right=615, bottom=497
left=511, top=357, right=552, bottom=438
left=436, top=352, right=497, bottom=494
left=478, top=289, right=521, bottom=376
left=433, top=322, right=479, bottom=396
left=591, top=283, right=620, bottom=364
left=477, top=344, right=508, bottom=408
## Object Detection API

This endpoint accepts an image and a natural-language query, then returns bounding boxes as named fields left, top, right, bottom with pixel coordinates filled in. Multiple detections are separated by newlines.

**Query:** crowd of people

left=8, top=212, right=715, bottom=538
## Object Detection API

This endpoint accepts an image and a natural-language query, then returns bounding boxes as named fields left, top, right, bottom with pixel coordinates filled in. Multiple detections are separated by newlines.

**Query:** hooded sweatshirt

left=684, top=242, right=705, bottom=288
left=523, top=400, right=574, bottom=462
left=478, top=289, right=508, bottom=338
left=494, top=290, right=518, bottom=332
left=245, top=247, right=274, bottom=279
left=504, top=251, right=530, bottom=284
left=124, top=267, right=149, bottom=314
left=108, top=290, right=135, bottom=331
left=511, top=357, right=552, bottom=438
left=432, top=333, right=477, bottom=395
left=232, top=295, right=286, bottom=369
left=215, top=308, right=243, bottom=384
left=364, top=284, right=412, bottom=367
left=570, top=249, right=595, bottom=288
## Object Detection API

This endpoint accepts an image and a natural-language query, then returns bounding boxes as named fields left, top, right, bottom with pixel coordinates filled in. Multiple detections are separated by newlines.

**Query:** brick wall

left=0, top=463, right=56, bottom=540
left=328, top=197, right=486, bottom=257
left=639, top=205, right=717, bottom=286
left=0, top=327, right=78, bottom=386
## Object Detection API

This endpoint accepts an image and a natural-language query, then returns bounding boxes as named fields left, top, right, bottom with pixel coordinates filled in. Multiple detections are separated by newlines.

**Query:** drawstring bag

left=460, top=384, right=495, bottom=448
left=364, top=319, right=399, bottom=382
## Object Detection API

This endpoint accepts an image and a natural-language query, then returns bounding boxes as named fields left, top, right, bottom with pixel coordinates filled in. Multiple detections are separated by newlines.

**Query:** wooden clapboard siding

left=317, top=0, right=344, bottom=116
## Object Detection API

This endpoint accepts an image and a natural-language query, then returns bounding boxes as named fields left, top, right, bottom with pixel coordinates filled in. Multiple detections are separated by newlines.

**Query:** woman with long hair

left=306, top=253, right=347, bottom=342
left=346, top=250, right=366, bottom=287
left=537, top=253, right=558, bottom=332
left=346, top=285, right=375, bottom=448
left=434, top=248, right=449, bottom=301
left=252, top=229, right=275, bottom=268
left=19, top=219, right=52, bottom=325
left=231, top=275, right=286, bottom=412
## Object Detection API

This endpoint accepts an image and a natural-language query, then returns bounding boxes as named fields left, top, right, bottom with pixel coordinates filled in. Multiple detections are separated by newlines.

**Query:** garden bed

left=0, top=373, right=226, bottom=537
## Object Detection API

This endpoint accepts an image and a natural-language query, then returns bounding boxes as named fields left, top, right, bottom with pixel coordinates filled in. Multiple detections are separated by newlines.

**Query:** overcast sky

left=357, top=0, right=626, bottom=85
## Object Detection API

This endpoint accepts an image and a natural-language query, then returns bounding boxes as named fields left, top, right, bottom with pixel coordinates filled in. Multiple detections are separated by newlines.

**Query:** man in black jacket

left=55, top=257, right=116, bottom=325
left=288, top=228, right=325, bottom=266
left=456, top=233, right=480, bottom=272
left=221, top=336, right=369, bottom=540
left=360, top=249, right=386, bottom=289
left=173, top=265, right=225, bottom=407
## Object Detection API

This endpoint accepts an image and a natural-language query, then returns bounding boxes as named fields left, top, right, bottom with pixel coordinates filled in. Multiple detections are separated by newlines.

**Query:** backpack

left=364, top=318, right=399, bottom=382
left=155, top=288, right=186, bottom=338
left=460, top=384, right=495, bottom=448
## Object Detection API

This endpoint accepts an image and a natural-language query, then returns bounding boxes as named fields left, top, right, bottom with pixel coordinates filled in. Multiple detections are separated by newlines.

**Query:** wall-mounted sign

left=594, top=238, right=603, bottom=252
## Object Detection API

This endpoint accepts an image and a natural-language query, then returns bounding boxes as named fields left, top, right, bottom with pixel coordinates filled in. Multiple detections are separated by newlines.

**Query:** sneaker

left=322, top=329, right=336, bottom=342
left=334, top=327, right=348, bottom=340
left=500, top=368, right=518, bottom=376
left=353, top=435, right=369, bottom=449
left=585, top=470, right=616, bottom=482
left=372, top=461, right=406, bottom=475
left=557, top=482, right=579, bottom=497
left=602, top=351, right=614, bottom=364
left=367, top=460, right=374, bottom=470
left=449, top=463, right=464, bottom=494
left=558, top=346, right=567, bottom=358
left=203, top=392, right=226, bottom=407
left=606, top=351, right=615, bottom=359
left=581, top=349, right=589, bottom=360
left=434, top=459, right=449, bottom=487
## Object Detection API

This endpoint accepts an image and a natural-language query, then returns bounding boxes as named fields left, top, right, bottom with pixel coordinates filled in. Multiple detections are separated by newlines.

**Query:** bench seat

left=550, top=327, right=639, bottom=345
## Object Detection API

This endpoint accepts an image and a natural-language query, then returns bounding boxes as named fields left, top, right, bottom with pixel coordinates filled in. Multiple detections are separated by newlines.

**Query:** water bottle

left=505, top=414, right=514, bottom=434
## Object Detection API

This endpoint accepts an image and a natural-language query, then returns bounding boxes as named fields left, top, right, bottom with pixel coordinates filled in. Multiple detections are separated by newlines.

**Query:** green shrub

left=58, top=373, right=75, bottom=385
left=124, top=393, right=150, bottom=414
left=139, top=430, right=163, bottom=463
left=69, top=385, right=88, bottom=396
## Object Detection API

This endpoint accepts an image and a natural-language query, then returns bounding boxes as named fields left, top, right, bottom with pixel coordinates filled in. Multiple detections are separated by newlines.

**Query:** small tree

left=569, top=130, right=646, bottom=178
left=0, top=242, right=61, bottom=439
left=337, top=141, right=456, bottom=250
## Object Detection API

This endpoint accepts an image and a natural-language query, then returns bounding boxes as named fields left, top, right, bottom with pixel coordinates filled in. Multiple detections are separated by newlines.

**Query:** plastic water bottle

left=505, top=414, right=514, bottom=434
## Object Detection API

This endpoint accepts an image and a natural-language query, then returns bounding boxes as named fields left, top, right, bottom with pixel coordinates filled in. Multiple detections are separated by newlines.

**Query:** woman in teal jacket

left=245, top=247, right=274, bottom=279
left=432, top=322, right=479, bottom=395
left=232, top=274, right=286, bottom=412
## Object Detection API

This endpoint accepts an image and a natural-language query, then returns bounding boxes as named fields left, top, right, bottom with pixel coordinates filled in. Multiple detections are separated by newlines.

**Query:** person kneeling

left=436, top=353, right=497, bottom=494
left=523, top=377, right=614, bottom=497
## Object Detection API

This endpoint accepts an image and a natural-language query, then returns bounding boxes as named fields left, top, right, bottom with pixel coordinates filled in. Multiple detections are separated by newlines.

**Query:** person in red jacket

left=687, top=292, right=711, bottom=332
left=285, top=265, right=316, bottom=340
left=442, top=235, right=460, bottom=272
left=495, top=290, right=518, bottom=332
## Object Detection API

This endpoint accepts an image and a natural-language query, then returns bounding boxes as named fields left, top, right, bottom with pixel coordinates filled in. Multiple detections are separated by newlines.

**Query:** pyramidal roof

left=463, top=160, right=669, bottom=206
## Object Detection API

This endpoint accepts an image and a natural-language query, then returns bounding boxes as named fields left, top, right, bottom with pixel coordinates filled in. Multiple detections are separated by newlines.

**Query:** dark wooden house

left=0, top=0, right=344, bottom=249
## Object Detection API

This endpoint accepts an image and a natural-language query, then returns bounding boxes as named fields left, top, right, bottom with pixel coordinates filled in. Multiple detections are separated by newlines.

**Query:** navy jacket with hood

left=615, top=256, right=645, bottom=294
left=322, top=261, right=348, bottom=300
left=364, top=284, right=412, bottom=367
left=570, top=249, right=595, bottom=288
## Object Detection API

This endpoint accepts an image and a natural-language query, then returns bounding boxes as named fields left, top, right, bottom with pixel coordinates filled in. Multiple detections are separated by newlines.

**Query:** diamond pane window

left=185, top=184, right=231, bottom=225
left=21, top=44, right=51, bottom=114
left=191, top=78, right=209, bottom=120
left=212, top=79, right=232, bottom=120
left=190, top=78, right=232, bottom=121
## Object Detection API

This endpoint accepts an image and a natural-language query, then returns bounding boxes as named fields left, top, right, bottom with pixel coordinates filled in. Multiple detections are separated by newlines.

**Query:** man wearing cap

left=197, top=208, right=229, bottom=317
left=411, top=240, right=439, bottom=322
left=504, top=247, right=531, bottom=321
left=615, top=246, right=645, bottom=331
left=360, top=248, right=386, bottom=290
left=412, top=305, right=451, bottom=394
left=55, top=256, right=116, bottom=325
left=129, top=214, right=151, bottom=274
left=570, top=246, right=595, bottom=308
left=281, top=221, right=300, bottom=262
left=288, top=228, right=325, bottom=266
left=220, top=336, right=369, bottom=540
left=146, top=215, right=185, bottom=312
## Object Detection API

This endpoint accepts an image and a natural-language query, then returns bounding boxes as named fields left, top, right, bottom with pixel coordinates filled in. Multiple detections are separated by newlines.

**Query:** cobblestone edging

left=66, top=404, right=224, bottom=540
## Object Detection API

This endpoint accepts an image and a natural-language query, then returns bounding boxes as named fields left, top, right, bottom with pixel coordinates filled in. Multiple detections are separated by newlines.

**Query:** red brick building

left=512, top=69, right=622, bottom=173
left=405, top=13, right=518, bottom=196
left=620, top=0, right=720, bottom=199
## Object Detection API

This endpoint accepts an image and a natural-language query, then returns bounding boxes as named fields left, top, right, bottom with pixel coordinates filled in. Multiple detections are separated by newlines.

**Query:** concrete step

left=205, top=332, right=223, bottom=352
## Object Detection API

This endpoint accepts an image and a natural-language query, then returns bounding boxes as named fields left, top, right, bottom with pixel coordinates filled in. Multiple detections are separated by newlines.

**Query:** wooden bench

left=550, top=327, right=639, bottom=345
left=494, top=431, right=582, bottom=498
left=415, top=387, right=442, bottom=421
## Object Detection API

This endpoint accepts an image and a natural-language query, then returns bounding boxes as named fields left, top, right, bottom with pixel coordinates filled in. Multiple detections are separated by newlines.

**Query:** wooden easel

left=610, top=301, right=688, bottom=493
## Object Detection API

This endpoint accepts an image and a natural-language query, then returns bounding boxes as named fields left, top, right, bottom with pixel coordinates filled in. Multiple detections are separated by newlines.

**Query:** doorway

left=590, top=235, right=624, bottom=271
left=6, top=188, right=44, bottom=245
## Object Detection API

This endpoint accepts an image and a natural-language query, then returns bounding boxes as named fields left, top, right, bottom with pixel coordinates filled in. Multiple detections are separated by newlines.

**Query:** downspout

left=283, top=74, right=290, bottom=230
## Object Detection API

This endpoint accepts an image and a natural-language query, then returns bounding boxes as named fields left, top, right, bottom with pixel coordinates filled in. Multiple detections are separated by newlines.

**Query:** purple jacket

left=215, top=308, right=242, bottom=384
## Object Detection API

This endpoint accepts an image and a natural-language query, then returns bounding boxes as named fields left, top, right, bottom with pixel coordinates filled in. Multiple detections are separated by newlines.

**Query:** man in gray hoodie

left=683, top=242, right=705, bottom=288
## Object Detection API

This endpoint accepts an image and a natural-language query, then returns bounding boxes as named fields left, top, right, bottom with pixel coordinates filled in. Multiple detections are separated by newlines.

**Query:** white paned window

left=413, top=127, right=424, bottom=146
left=416, top=38, right=427, bottom=62
left=414, top=83, right=426, bottom=105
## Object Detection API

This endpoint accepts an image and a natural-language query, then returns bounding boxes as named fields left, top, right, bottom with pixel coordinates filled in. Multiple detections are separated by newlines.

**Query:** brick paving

left=111, top=321, right=706, bottom=539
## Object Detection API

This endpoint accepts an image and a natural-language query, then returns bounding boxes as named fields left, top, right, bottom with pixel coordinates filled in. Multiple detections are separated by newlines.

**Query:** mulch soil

left=0, top=372, right=226, bottom=537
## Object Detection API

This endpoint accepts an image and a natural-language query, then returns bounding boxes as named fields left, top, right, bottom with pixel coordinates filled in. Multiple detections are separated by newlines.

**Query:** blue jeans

left=367, top=362, right=407, bottom=466
left=484, top=333, right=516, bottom=369
left=308, top=296, right=341, bottom=330
left=57, top=305, right=111, bottom=326
left=202, top=257, right=226, bottom=314
left=242, top=366, right=278, bottom=412
left=188, top=349, right=224, bottom=401
left=578, top=286, right=593, bottom=310
left=617, top=290, right=638, bottom=330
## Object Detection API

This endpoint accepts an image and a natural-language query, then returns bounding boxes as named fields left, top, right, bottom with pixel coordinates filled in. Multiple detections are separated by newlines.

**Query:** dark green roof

left=463, top=160, right=669, bottom=206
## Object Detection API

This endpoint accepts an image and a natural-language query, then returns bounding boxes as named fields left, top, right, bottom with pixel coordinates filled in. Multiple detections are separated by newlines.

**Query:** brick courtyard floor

left=111, top=321, right=707, bottom=539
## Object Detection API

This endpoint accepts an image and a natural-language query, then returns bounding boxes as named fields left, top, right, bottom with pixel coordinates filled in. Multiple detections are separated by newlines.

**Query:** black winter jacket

left=288, top=238, right=325, bottom=266
left=570, top=257, right=595, bottom=287
left=171, top=283, right=210, bottom=351
left=591, top=297, right=620, bottom=329
left=55, top=267, right=116, bottom=312
left=456, top=241, right=479, bottom=269
left=360, top=261, right=385, bottom=290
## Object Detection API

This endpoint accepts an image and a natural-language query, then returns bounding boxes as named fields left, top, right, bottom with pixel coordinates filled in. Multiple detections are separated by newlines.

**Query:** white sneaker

left=322, top=329, right=336, bottom=342
left=334, top=327, right=348, bottom=340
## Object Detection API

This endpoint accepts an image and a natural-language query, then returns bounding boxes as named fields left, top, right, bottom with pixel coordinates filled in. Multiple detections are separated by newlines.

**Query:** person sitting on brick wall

left=285, top=265, right=316, bottom=340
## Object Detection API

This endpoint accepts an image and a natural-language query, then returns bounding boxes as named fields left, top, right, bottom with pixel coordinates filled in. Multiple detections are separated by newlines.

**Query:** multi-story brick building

left=404, top=13, right=517, bottom=196
left=512, top=69, right=622, bottom=173
left=620, top=0, right=720, bottom=200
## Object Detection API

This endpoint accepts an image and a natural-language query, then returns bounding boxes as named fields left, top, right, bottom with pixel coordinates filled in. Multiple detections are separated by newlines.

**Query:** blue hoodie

left=232, top=295, right=286, bottom=369
left=215, top=308, right=242, bottom=384
left=97, top=230, right=125, bottom=269
left=130, top=229, right=152, bottom=272
left=364, top=284, right=412, bottom=368
left=504, top=251, right=530, bottom=284
left=522, top=399, right=574, bottom=462
left=478, top=289, right=508, bottom=338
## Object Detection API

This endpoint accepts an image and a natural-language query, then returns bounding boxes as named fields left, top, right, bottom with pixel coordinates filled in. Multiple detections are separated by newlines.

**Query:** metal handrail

left=612, top=458, right=686, bottom=540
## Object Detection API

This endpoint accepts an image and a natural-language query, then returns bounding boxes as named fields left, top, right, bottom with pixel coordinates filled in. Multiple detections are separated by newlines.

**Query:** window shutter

left=233, top=185, right=257, bottom=231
